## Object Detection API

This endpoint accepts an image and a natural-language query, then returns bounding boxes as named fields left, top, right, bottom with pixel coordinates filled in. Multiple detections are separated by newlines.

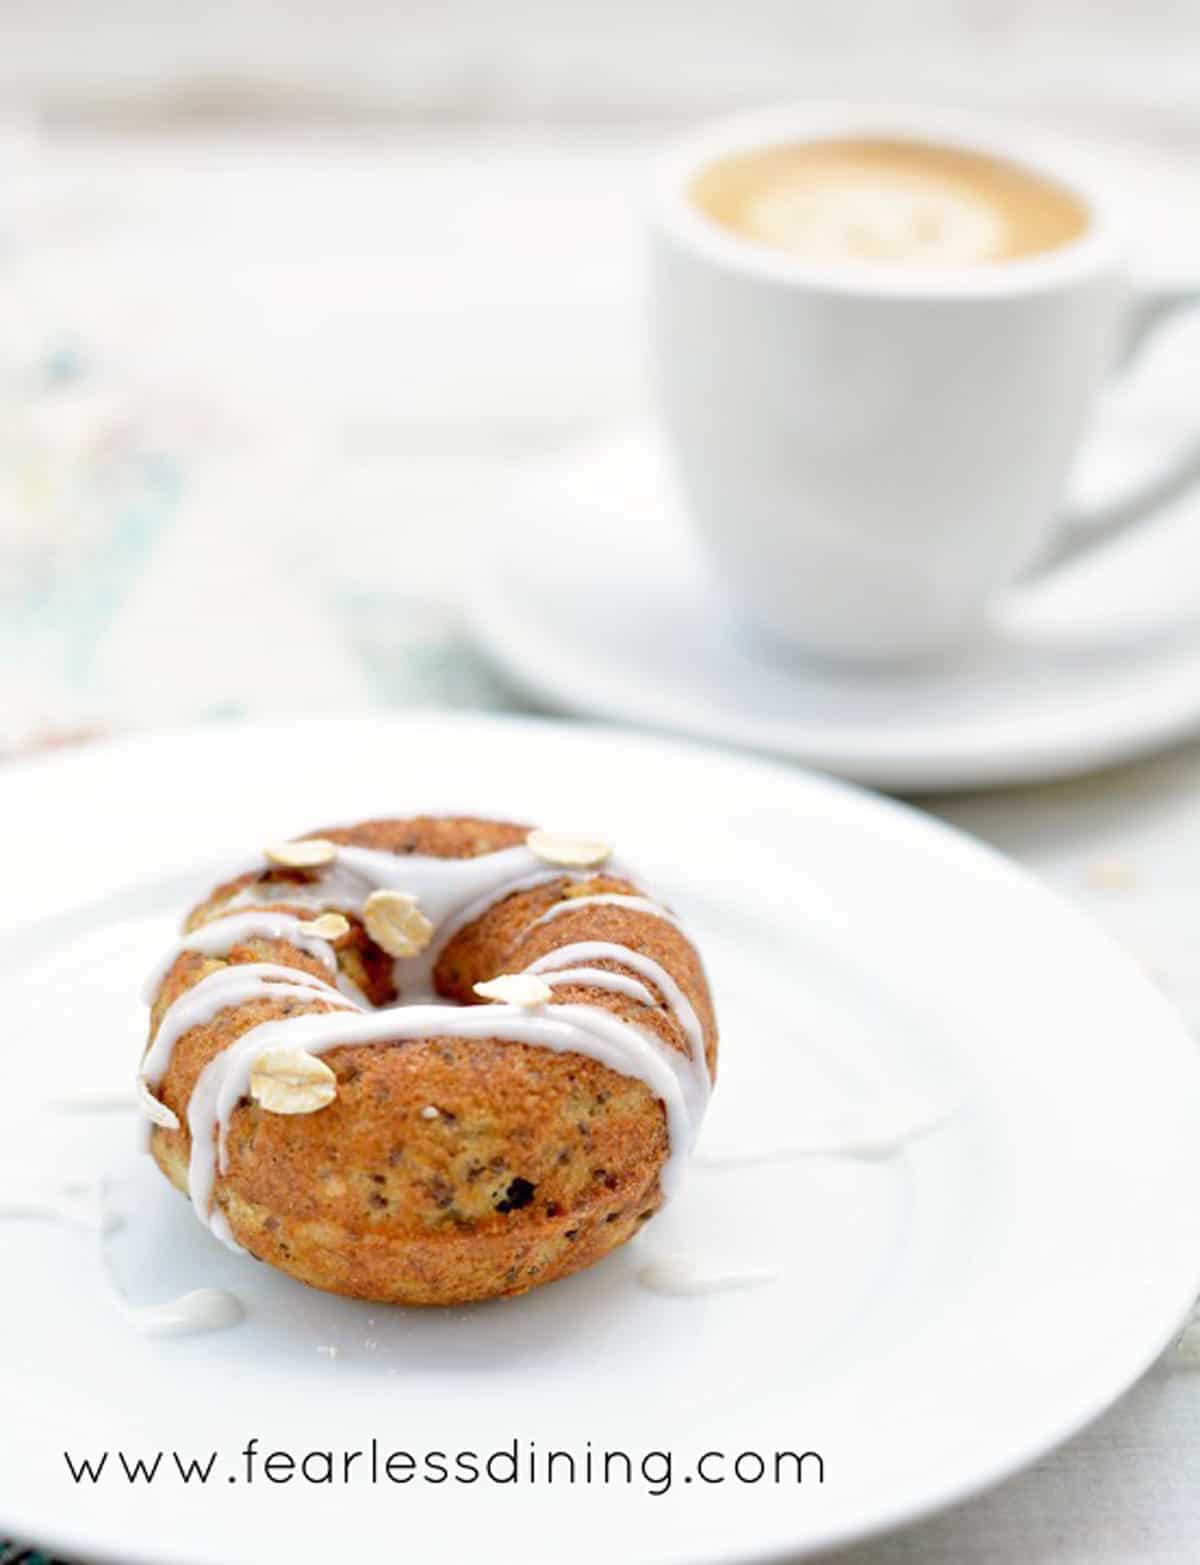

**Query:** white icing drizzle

left=220, top=881, right=338, bottom=916
left=526, top=941, right=708, bottom=1088
left=537, top=966, right=658, bottom=1007
left=637, top=1255, right=778, bottom=1296
left=213, top=844, right=645, bottom=1000
left=531, top=894, right=681, bottom=931
left=143, top=835, right=714, bottom=1249
left=142, top=962, right=355, bottom=1087
left=141, top=911, right=340, bottom=1002
left=188, top=999, right=704, bottom=1247
left=208, top=1207, right=242, bottom=1254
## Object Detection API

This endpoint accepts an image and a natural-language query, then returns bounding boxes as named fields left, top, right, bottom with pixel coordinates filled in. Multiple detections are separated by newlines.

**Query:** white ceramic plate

left=469, top=422, right=1200, bottom=791
left=4, top=713, right=1200, bottom=1565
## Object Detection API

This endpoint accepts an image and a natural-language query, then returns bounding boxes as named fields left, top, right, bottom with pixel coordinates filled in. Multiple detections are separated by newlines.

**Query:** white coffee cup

left=648, top=107, right=1200, bottom=662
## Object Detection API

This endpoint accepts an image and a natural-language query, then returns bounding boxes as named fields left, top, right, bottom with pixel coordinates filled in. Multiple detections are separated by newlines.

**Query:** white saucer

left=470, top=423, right=1200, bottom=791
left=4, top=714, right=1200, bottom=1563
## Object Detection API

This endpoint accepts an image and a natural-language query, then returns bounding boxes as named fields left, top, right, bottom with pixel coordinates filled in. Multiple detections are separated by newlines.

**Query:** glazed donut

left=139, top=817, right=717, bottom=1305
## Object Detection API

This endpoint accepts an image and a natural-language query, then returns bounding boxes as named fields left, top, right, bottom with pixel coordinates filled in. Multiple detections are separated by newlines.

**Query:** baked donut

left=138, top=817, right=717, bottom=1305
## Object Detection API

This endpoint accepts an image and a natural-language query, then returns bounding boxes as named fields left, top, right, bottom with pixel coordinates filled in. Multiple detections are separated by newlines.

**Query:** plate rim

left=5, top=710, right=1200, bottom=1564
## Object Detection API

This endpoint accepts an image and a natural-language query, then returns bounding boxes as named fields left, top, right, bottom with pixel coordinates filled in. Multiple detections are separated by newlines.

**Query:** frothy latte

left=691, top=138, right=1090, bottom=267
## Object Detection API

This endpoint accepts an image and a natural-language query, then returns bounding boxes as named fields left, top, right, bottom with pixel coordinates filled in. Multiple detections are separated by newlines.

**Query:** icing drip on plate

left=694, top=1093, right=963, bottom=1167
left=637, top=1254, right=778, bottom=1297
left=114, top=1287, right=245, bottom=1337
left=0, top=1175, right=117, bottom=1232
left=0, top=1170, right=244, bottom=1337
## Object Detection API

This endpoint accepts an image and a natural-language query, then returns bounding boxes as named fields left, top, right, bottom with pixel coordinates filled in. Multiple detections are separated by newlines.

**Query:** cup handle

left=1032, top=285, right=1200, bottom=574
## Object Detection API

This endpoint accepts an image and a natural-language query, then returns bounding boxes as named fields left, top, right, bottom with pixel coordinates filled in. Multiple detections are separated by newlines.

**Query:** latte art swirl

left=745, top=176, right=1007, bottom=265
left=692, top=138, right=1089, bottom=267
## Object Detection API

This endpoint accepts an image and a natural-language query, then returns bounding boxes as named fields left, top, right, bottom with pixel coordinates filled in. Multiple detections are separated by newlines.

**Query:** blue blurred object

left=0, top=449, right=179, bottom=710
left=0, top=321, right=180, bottom=741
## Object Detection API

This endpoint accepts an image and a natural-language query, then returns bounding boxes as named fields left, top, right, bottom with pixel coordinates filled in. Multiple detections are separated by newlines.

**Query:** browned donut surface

left=144, top=816, right=717, bottom=1306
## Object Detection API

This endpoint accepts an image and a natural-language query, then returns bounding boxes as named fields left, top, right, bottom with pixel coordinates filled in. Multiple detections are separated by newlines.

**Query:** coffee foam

left=692, top=138, right=1089, bottom=267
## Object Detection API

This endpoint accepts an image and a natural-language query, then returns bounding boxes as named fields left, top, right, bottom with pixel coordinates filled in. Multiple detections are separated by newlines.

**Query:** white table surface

left=6, top=121, right=1200, bottom=1564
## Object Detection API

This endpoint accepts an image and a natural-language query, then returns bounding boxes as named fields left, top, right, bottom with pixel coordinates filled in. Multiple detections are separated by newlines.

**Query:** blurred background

left=11, top=0, right=1200, bottom=125
left=2, top=0, right=1200, bottom=750
left=7, top=19, right=1200, bottom=1563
